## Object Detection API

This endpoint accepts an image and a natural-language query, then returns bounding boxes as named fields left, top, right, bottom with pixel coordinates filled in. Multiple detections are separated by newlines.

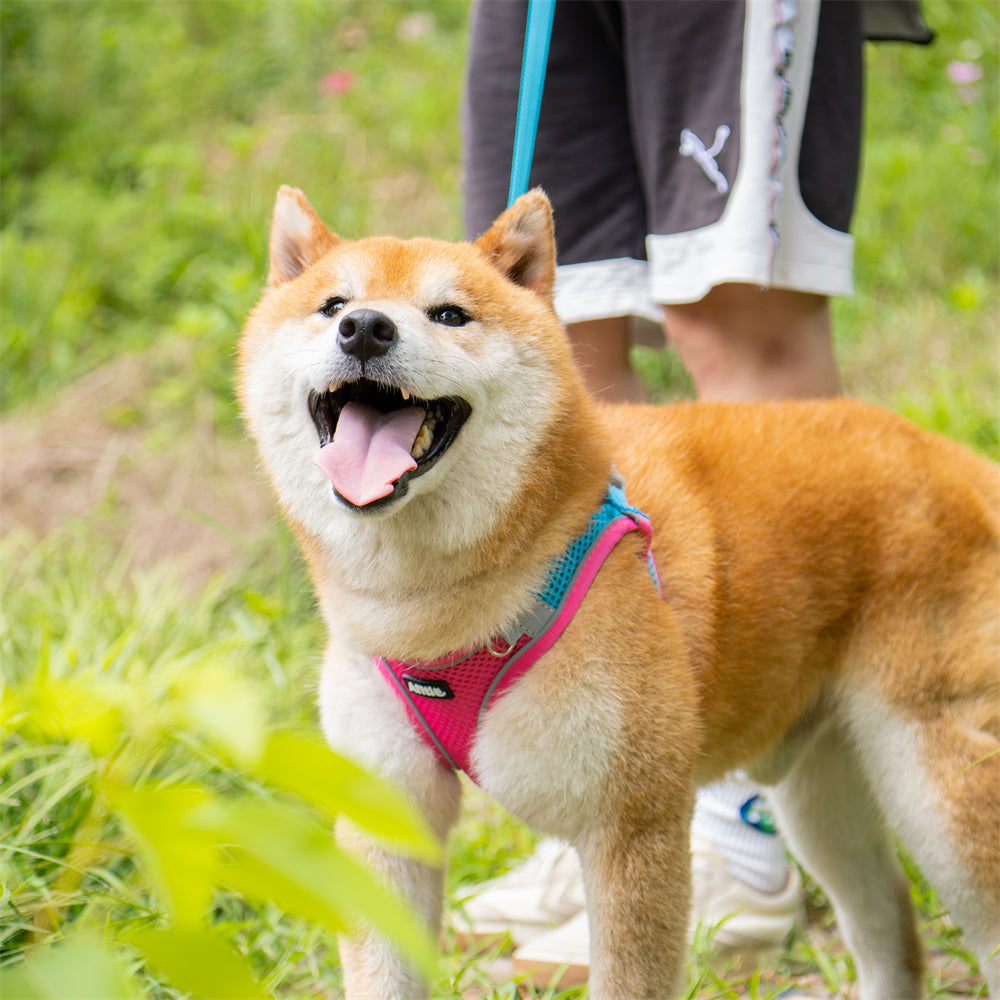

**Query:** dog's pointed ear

left=474, top=189, right=556, bottom=302
left=267, top=186, right=339, bottom=287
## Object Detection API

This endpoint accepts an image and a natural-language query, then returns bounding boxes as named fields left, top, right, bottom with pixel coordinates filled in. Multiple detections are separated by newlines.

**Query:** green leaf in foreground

left=128, top=927, right=269, bottom=1000
left=167, top=658, right=268, bottom=766
left=111, top=784, right=439, bottom=985
left=0, top=936, right=137, bottom=1000
left=109, top=784, right=217, bottom=929
left=254, top=731, right=443, bottom=863
left=194, top=796, right=440, bottom=983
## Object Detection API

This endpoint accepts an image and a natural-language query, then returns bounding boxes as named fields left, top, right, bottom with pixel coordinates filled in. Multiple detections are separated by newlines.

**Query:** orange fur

left=238, top=188, right=1000, bottom=999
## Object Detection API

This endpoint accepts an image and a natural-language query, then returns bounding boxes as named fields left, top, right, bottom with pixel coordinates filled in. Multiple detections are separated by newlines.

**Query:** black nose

left=338, top=309, right=397, bottom=363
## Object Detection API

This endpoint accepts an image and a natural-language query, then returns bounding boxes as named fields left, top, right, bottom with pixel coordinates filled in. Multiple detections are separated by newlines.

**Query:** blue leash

left=507, top=0, right=556, bottom=207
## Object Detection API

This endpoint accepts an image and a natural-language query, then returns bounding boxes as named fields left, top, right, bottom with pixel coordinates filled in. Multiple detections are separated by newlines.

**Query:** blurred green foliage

left=835, top=0, right=999, bottom=456
left=0, top=527, right=441, bottom=999
left=1, top=0, right=467, bottom=414
left=852, top=2, right=998, bottom=297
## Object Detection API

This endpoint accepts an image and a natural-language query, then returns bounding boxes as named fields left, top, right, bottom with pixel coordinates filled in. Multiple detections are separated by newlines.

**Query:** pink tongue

left=313, top=402, right=426, bottom=506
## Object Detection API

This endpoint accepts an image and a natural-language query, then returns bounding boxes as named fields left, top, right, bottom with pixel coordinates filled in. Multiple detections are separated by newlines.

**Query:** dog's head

left=238, top=187, right=599, bottom=552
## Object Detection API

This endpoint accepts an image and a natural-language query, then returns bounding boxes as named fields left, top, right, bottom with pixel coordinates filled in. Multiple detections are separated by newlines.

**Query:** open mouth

left=308, top=379, right=470, bottom=511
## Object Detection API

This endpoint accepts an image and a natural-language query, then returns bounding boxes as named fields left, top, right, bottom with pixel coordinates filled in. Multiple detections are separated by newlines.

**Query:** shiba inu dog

left=238, top=186, right=999, bottom=999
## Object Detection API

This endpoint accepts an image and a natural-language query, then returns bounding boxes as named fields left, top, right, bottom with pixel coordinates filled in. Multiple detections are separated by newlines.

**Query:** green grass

left=0, top=0, right=467, bottom=416
left=1, top=1, right=997, bottom=997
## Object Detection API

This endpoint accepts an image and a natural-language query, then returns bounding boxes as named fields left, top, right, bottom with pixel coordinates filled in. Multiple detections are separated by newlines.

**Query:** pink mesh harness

left=375, top=478, right=660, bottom=781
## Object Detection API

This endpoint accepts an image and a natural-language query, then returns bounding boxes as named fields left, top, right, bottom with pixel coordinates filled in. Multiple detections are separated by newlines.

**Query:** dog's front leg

left=336, top=805, right=457, bottom=999
left=578, top=808, right=694, bottom=999
left=318, top=642, right=462, bottom=999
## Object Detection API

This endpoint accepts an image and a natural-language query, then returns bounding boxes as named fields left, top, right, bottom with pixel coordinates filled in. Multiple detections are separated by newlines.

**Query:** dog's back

left=609, top=398, right=999, bottom=701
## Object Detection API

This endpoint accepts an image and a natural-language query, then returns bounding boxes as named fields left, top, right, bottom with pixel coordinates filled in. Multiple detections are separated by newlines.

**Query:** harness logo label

left=403, top=675, right=455, bottom=700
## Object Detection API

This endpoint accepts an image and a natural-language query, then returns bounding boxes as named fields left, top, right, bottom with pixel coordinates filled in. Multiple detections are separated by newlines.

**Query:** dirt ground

left=1, top=349, right=278, bottom=585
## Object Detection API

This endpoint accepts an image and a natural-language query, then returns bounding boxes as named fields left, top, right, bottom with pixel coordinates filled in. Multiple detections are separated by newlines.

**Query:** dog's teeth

left=410, top=421, right=434, bottom=459
left=401, top=388, right=410, bottom=401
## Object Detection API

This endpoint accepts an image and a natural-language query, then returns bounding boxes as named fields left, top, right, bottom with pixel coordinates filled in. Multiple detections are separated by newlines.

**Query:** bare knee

left=663, top=283, right=841, bottom=401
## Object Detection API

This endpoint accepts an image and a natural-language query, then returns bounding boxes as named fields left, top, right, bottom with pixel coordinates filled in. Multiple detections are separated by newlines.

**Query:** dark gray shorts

left=463, top=0, right=864, bottom=327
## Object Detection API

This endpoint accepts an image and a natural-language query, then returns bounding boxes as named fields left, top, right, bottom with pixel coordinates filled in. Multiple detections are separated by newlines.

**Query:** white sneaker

left=472, top=836, right=800, bottom=988
left=511, top=910, right=590, bottom=989
left=454, top=838, right=586, bottom=947
left=690, top=835, right=801, bottom=951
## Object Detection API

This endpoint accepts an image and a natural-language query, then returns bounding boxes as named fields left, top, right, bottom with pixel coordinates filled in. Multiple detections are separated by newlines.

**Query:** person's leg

left=568, top=317, right=647, bottom=403
left=664, top=284, right=840, bottom=401
left=568, top=286, right=839, bottom=403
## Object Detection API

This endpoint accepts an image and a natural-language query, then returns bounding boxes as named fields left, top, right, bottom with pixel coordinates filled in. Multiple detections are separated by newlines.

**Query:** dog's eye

left=428, top=305, right=471, bottom=327
left=319, top=297, right=346, bottom=317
